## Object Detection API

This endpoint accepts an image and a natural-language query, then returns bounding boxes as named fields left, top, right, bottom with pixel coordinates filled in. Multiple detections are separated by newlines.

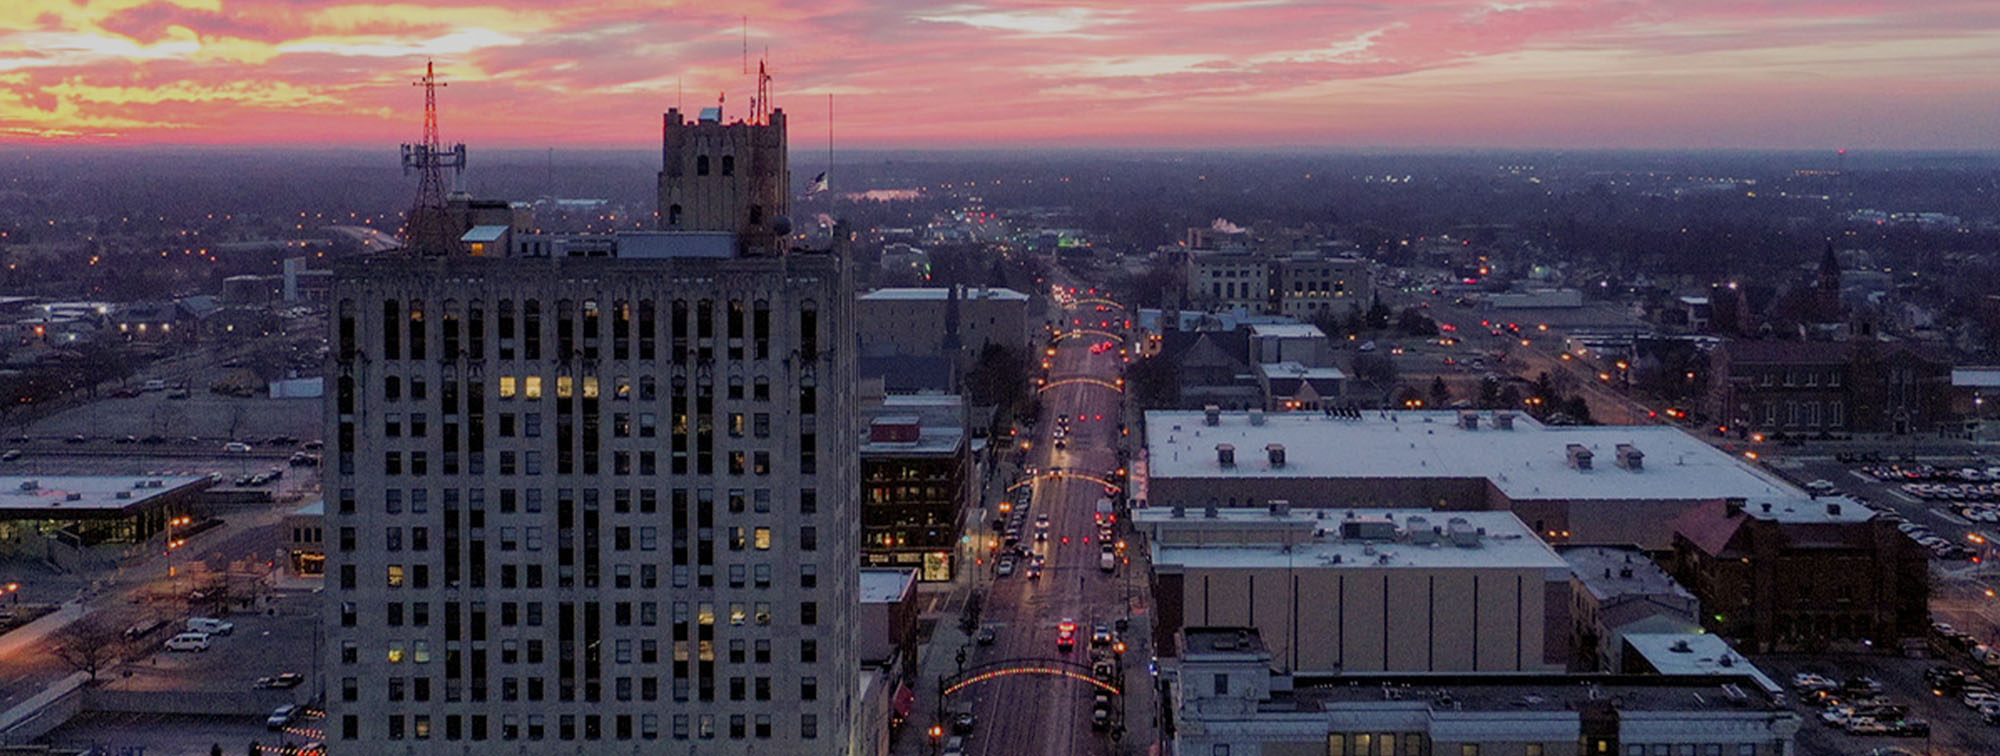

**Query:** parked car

left=222, top=442, right=252, bottom=453
left=996, top=559, right=1015, bottom=577
left=266, top=704, right=299, bottom=731
left=254, top=673, right=306, bottom=689
left=0, top=450, right=18, bottom=462
left=975, top=627, right=996, bottom=646
left=952, top=711, right=976, bottom=735
left=164, top=632, right=211, bottom=652
left=187, top=617, right=234, bottom=636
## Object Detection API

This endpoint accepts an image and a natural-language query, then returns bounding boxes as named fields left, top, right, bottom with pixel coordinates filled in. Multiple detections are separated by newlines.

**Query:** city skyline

left=2, top=0, right=1998, bottom=149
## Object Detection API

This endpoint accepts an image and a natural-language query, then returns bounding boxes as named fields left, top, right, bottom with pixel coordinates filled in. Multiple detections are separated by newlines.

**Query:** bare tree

left=52, top=617, right=126, bottom=681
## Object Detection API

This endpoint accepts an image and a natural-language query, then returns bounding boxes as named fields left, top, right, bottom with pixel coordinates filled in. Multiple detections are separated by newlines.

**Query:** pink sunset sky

left=3, top=0, right=1998, bottom=149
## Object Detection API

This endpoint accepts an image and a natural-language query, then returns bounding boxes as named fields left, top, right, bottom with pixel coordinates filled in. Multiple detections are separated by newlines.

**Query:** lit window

left=413, top=640, right=431, bottom=664
left=753, top=527, right=771, bottom=550
left=524, top=376, right=543, bottom=399
left=387, top=642, right=405, bottom=663
left=387, top=565, right=405, bottom=588
left=557, top=376, right=573, bottom=399
left=499, top=376, right=516, bottom=399
left=730, top=603, right=746, bottom=626
left=583, top=376, right=599, bottom=399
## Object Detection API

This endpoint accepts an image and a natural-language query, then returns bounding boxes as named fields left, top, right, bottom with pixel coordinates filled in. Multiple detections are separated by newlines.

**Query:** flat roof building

left=1142, top=409, right=1801, bottom=549
left=0, top=475, right=213, bottom=565
left=1560, top=545, right=1700, bottom=671
left=1170, top=626, right=1800, bottom=756
left=1139, top=506, right=1572, bottom=674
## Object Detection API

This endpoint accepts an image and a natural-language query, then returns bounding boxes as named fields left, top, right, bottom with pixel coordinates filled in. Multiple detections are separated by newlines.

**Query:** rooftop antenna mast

left=752, top=57, right=773, bottom=126
left=399, top=59, right=466, bottom=255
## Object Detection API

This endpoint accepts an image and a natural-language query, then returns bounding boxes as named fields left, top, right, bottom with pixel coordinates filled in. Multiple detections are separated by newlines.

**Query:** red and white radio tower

left=400, top=59, right=467, bottom=256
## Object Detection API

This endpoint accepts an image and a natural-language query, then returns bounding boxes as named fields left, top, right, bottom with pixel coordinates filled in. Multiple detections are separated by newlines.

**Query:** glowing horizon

left=3, top=0, right=1998, bottom=149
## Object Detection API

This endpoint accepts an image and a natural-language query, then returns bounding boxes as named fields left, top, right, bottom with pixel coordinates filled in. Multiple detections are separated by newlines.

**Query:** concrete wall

left=1173, top=564, right=1566, bottom=674
left=85, top=687, right=302, bottom=716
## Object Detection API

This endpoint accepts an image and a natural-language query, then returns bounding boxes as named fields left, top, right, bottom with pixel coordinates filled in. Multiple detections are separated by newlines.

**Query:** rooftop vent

left=1615, top=443, right=1644, bottom=470
left=1493, top=412, right=1516, bottom=431
left=1266, top=444, right=1286, bottom=467
left=1669, top=639, right=1693, bottom=653
left=1216, top=443, right=1236, bottom=468
left=1248, top=408, right=1266, bottom=426
left=1618, top=566, right=1634, bottom=579
left=1203, top=503, right=1219, bottom=519
left=17, top=480, right=35, bottom=491
left=1446, top=517, right=1480, bottom=548
left=1204, top=405, right=1221, bottom=426
left=1826, top=502, right=1842, bottom=516
left=1458, top=411, right=1479, bottom=431
left=1406, top=516, right=1436, bottom=545
left=1566, top=444, right=1593, bottom=471
left=64, top=492, right=82, bottom=501
left=114, top=491, right=132, bottom=500
left=1171, top=503, right=1186, bottom=518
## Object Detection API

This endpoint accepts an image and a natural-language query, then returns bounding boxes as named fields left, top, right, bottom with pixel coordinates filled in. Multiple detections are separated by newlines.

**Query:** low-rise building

left=1142, top=409, right=1801, bottom=550
left=1670, top=497, right=1929, bottom=653
left=857, top=286, right=1029, bottom=362
left=1706, top=339, right=1951, bottom=436
left=860, top=411, right=970, bottom=581
left=1140, top=506, right=1571, bottom=673
left=857, top=567, right=919, bottom=673
left=1256, top=362, right=1346, bottom=411
left=1170, top=626, right=1801, bottom=756
left=1561, top=545, right=1700, bottom=672
left=283, top=499, right=324, bottom=577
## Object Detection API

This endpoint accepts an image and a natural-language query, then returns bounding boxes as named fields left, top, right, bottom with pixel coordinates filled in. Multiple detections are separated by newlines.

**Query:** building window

left=1212, top=747, right=1229, bottom=756
left=696, top=155, right=710, bottom=176
left=1213, top=673, right=1228, bottom=695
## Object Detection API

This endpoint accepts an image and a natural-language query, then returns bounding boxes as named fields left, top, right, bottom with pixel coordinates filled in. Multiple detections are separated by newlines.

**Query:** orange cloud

left=0, top=0, right=1995, bottom=147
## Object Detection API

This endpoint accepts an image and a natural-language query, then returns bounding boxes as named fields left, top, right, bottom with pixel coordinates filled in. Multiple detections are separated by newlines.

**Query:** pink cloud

left=0, top=0, right=1996, bottom=147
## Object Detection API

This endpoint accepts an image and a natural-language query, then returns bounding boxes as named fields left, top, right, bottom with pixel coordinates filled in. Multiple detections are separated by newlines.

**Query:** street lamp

left=928, top=723, right=944, bottom=755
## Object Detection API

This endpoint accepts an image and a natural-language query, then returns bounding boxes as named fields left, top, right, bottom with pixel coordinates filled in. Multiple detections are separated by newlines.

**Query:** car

left=952, top=711, right=976, bottom=735
left=166, top=388, right=189, bottom=399
left=1793, top=673, right=1838, bottom=692
left=266, top=704, right=300, bottom=731
left=222, top=442, right=252, bottom=453
left=1031, top=553, right=1046, bottom=566
left=164, top=632, right=211, bottom=652
left=1035, top=515, right=1051, bottom=530
left=975, top=627, right=996, bottom=646
left=996, top=559, right=1015, bottom=577
left=942, top=735, right=966, bottom=756
left=1885, top=719, right=1929, bottom=737
left=1056, top=620, right=1077, bottom=651
left=0, top=450, right=17, bottom=462
left=114, top=435, right=136, bottom=444
left=255, top=673, right=306, bottom=689
left=1034, top=531, right=1048, bottom=543
left=64, top=435, right=86, bottom=444
left=1090, top=708, right=1110, bottom=730
left=1091, top=623, right=1113, bottom=646
left=1025, top=564, right=1042, bottom=580
left=187, top=617, right=234, bottom=636
left=140, top=434, right=166, bottom=444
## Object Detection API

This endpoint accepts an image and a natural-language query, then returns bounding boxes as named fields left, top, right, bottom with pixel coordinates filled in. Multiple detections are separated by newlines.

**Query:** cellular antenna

left=399, top=59, right=466, bottom=256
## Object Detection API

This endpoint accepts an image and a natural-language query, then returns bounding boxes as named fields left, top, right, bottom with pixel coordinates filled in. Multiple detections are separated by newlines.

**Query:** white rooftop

left=1739, top=495, right=1876, bottom=524
left=0, top=475, right=210, bottom=513
left=1259, top=362, right=1347, bottom=380
left=1623, top=633, right=1780, bottom=694
left=1953, top=367, right=2000, bottom=388
left=1145, top=410, right=1801, bottom=502
left=1249, top=323, right=1325, bottom=339
left=858, top=568, right=917, bottom=604
left=861, top=287, right=1028, bottom=302
left=1141, top=507, right=1569, bottom=571
left=1560, top=545, right=1693, bottom=602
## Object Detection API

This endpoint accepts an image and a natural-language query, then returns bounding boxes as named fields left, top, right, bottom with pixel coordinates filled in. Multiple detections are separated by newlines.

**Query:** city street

left=943, top=290, right=1141, bottom=756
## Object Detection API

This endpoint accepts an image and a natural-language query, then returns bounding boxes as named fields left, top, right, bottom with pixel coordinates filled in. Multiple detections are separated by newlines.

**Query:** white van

left=142, top=379, right=167, bottom=392
left=165, top=632, right=211, bottom=652
left=187, top=617, right=234, bottom=636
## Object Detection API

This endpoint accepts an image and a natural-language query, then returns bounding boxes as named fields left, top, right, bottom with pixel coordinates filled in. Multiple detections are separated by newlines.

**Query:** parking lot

left=1755, top=653, right=1998, bottom=756
left=109, top=588, right=320, bottom=696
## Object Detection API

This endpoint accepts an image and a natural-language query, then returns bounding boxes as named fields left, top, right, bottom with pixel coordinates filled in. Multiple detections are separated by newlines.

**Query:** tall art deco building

left=325, top=102, right=857, bottom=752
